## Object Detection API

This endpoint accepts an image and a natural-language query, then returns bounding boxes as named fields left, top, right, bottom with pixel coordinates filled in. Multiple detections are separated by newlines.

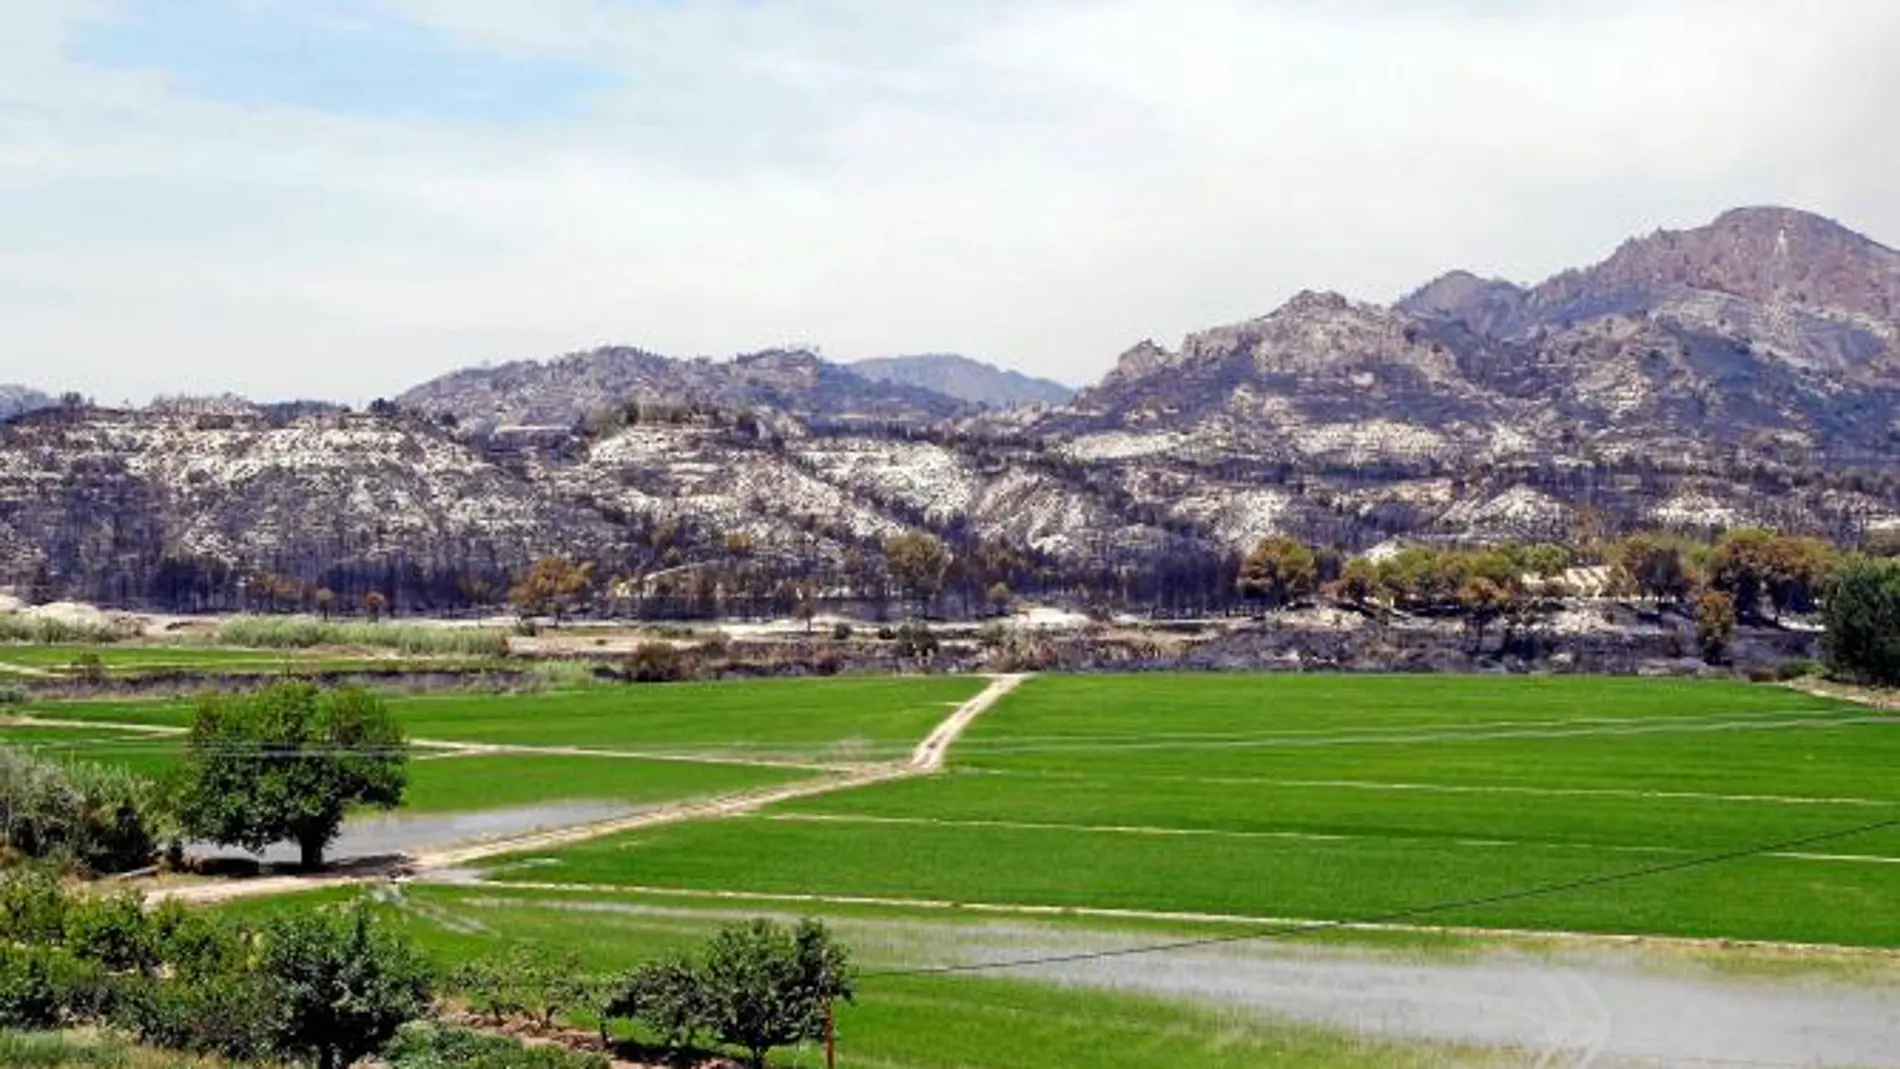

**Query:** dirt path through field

left=147, top=673, right=1027, bottom=905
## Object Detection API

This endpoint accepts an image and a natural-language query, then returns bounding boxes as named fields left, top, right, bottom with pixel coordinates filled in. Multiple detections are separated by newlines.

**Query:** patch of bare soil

left=1791, top=677, right=1900, bottom=710
left=441, top=1010, right=743, bottom=1069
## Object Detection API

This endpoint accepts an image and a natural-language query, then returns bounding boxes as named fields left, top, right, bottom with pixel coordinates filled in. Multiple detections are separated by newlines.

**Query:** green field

left=0, top=724, right=808, bottom=813
left=493, top=674, right=1900, bottom=947
left=32, top=676, right=984, bottom=759
left=215, top=883, right=1497, bottom=1069
left=5, top=676, right=985, bottom=826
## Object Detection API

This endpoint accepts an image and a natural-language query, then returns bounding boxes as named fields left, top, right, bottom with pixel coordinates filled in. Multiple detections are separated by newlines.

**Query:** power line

left=861, top=814, right=1900, bottom=980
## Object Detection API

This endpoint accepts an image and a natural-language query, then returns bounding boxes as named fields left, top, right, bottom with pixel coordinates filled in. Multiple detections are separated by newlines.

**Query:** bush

left=0, top=750, right=164, bottom=878
left=1775, top=658, right=1825, bottom=682
left=624, top=642, right=686, bottom=684
left=831, top=622, right=854, bottom=641
left=447, top=956, right=526, bottom=1026
left=64, top=892, right=158, bottom=973
left=1823, top=557, right=1900, bottom=686
left=214, top=616, right=509, bottom=657
left=256, top=902, right=434, bottom=1069
left=113, top=971, right=275, bottom=1063
left=0, top=685, right=28, bottom=705
left=607, top=955, right=707, bottom=1053
left=385, top=1022, right=609, bottom=1069
left=146, top=900, right=250, bottom=983
left=699, top=919, right=854, bottom=1069
left=0, top=869, right=70, bottom=945
left=0, top=944, right=111, bottom=1030
left=891, top=622, right=938, bottom=660
left=68, top=652, right=107, bottom=685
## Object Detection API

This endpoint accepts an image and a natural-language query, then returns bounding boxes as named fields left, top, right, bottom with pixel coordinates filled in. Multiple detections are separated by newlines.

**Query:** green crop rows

left=496, top=674, right=1900, bottom=948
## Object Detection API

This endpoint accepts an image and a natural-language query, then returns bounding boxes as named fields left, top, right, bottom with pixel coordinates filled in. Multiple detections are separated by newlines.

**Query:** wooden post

left=825, top=996, right=837, bottom=1069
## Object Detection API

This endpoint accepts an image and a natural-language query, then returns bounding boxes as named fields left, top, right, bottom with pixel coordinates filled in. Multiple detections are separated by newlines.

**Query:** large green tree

left=176, top=683, right=408, bottom=871
left=1823, top=557, right=1900, bottom=685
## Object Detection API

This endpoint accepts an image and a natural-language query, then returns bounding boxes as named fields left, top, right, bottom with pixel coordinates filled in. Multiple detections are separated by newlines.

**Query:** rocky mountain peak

left=1533, top=205, right=1900, bottom=326
left=1100, top=339, right=1174, bottom=387
left=1398, top=271, right=1530, bottom=334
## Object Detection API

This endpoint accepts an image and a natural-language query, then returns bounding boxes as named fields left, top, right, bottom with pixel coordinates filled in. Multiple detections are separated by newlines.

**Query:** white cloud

left=0, top=0, right=1895, bottom=402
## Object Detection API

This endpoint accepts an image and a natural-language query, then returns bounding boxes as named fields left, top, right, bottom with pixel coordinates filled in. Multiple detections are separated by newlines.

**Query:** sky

left=1, top=0, right=1896, bottom=404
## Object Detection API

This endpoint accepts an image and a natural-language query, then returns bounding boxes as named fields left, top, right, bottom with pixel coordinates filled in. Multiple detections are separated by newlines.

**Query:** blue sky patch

left=69, top=0, right=613, bottom=122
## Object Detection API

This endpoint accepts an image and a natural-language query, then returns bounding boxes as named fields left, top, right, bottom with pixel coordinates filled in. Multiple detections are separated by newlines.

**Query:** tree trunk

left=298, top=832, right=327, bottom=872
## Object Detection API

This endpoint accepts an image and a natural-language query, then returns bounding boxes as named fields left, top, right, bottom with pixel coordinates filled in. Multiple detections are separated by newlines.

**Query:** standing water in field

left=186, top=800, right=636, bottom=867
left=985, top=934, right=1900, bottom=1068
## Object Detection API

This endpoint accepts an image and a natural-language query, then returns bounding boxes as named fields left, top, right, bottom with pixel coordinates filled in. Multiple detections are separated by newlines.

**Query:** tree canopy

left=1823, top=557, right=1900, bottom=685
left=175, top=683, right=408, bottom=871
left=258, top=902, right=433, bottom=1069
left=1236, top=536, right=1318, bottom=609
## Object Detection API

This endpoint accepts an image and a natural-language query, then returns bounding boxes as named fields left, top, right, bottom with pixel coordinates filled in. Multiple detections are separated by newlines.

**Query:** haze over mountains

left=849, top=355, right=1073, bottom=409
left=3, top=206, right=1897, bottom=610
left=0, top=387, right=53, bottom=423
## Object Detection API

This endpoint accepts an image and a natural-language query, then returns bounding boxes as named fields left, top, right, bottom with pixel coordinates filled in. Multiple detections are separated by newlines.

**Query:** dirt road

left=149, top=672, right=1027, bottom=905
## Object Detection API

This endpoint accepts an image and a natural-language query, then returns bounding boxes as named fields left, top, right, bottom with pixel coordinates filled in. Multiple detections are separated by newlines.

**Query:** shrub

left=0, top=684, right=27, bottom=705
left=256, top=902, right=434, bottom=1069
left=60, top=761, right=163, bottom=875
left=831, top=622, right=854, bottom=641
left=64, top=892, right=158, bottom=973
left=113, top=971, right=275, bottom=1063
left=607, top=955, right=708, bottom=1053
left=624, top=642, right=686, bottom=683
left=385, top=1022, right=609, bottom=1069
left=1823, top=557, right=1900, bottom=686
left=68, top=652, right=107, bottom=684
left=448, top=955, right=527, bottom=1026
left=1775, top=658, right=1825, bottom=682
left=698, top=919, right=853, bottom=1069
left=0, top=868, right=70, bottom=944
left=146, top=900, right=250, bottom=983
left=0, top=944, right=111, bottom=1030
left=891, top=622, right=938, bottom=660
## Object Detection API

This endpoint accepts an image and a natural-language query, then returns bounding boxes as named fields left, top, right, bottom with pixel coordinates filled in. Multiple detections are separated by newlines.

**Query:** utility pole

left=825, top=996, right=837, bottom=1069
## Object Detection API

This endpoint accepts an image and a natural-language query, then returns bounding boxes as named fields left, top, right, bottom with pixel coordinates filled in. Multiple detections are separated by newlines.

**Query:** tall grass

left=0, top=616, right=123, bottom=645
left=0, top=1030, right=227, bottom=1068
left=214, top=617, right=510, bottom=657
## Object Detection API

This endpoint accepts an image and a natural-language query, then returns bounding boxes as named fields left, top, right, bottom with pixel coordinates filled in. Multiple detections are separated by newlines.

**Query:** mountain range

left=849, top=354, right=1072, bottom=409
left=0, top=386, right=53, bottom=422
left=3, top=206, right=1896, bottom=611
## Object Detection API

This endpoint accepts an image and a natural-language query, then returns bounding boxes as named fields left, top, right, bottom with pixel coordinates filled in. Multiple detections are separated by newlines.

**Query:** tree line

left=1234, top=527, right=1900, bottom=681
left=0, top=869, right=852, bottom=1069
